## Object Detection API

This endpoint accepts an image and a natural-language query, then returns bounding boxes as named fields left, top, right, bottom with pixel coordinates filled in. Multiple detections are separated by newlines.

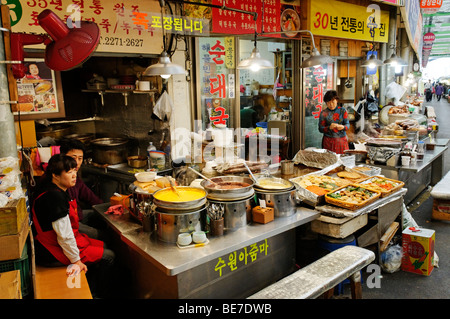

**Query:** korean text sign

left=310, top=0, right=390, bottom=43
left=199, top=37, right=235, bottom=130
left=9, top=0, right=208, bottom=54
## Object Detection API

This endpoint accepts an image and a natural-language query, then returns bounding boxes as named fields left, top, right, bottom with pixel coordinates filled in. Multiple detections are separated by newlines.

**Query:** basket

left=357, top=176, right=405, bottom=198
left=325, top=184, right=381, bottom=211
left=0, top=243, right=31, bottom=297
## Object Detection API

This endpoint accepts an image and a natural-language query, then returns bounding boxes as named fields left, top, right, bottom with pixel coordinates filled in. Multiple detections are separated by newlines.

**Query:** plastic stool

left=318, top=234, right=362, bottom=295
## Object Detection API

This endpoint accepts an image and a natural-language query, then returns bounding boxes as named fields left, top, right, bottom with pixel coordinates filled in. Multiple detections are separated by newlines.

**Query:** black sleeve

left=34, top=190, right=70, bottom=232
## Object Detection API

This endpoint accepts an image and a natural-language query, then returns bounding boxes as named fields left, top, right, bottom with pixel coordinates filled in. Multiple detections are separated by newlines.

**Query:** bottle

left=147, top=142, right=156, bottom=169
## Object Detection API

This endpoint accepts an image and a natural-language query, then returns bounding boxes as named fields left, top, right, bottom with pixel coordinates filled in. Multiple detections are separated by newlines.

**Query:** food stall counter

left=370, top=144, right=448, bottom=204
left=93, top=203, right=319, bottom=298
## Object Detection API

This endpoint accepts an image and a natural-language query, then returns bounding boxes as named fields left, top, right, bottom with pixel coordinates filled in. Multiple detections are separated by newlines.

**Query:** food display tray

left=357, top=176, right=405, bottom=198
left=325, top=184, right=381, bottom=211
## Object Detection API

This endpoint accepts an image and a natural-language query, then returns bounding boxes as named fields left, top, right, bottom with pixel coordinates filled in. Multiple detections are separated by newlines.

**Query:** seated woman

left=31, top=154, right=115, bottom=298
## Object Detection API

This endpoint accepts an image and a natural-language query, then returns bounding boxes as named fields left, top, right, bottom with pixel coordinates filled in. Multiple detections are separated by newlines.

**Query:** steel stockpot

left=152, top=186, right=208, bottom=243
left=154, top=205, right=206, bottom=243
left=91, top=137, right=129, bottom=165
left=254, top=187, right=296, bottom=217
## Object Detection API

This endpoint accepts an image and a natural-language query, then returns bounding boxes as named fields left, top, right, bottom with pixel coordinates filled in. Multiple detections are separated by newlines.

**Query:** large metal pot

left=201, top=176, right=254, bottom=201
left=152, top=186, right=207, bottom=211
left=154, top=205, right=205, bottom=243
left=63, top=133, right=95, bottom=145
left=254, top=187, right=296, bottom=217
left=36, top=124, right=72, bottom=140
left=91, top=137, right=128, bottom=164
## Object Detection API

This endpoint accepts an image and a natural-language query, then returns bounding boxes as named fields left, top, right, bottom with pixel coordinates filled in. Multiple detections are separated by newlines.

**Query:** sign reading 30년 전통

left=309, top=0, right=390, bottom=43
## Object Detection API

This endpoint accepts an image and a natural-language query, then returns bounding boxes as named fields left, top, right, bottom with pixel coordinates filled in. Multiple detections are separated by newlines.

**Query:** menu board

left=198, top=37, right=235, bottom=130
left=184, top=0, right=302, bottom=39
left=210, top=0, right=280, bottom=35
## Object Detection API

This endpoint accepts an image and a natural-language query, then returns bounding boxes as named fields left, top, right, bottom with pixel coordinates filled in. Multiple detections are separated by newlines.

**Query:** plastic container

left=147, top=142, right=156, bottom=168
left=149, top=150, right=166, bottom=170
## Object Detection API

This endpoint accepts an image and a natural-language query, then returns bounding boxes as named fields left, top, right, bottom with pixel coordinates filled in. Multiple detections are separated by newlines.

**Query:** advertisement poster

left=14, top=58, right=64, bottom=120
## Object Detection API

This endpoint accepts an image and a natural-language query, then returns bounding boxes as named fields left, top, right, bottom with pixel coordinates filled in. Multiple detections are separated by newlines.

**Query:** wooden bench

left=34, top=266, right=92, bottom=299
left=248, top=245, right=375, bottom=299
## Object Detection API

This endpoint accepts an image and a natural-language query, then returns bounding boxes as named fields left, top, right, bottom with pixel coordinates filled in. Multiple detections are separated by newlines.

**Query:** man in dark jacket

left=436, top=83, right=444, bottom=101
left=60, top=139, right=106, bottom=240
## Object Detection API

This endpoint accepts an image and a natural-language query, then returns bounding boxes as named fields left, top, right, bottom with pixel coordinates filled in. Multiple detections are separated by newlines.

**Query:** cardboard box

left=0, top=270, right=22, bottom=299
left=311, top=214, right=368, bottom=239
left=401, top=227, right=435, bottom=276
left=252, top=206, right=274, bottom=224
left=0, top=216, right=29, bottom=262
left=0, top=197, right=27, bottom=236
left=432, top=198, right=450, bottom=221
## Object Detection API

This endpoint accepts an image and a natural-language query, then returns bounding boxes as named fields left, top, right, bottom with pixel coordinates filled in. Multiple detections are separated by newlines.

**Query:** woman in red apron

left=32, top=154, right=115, bottom=296
left=318, top=90, right=350, bottom=155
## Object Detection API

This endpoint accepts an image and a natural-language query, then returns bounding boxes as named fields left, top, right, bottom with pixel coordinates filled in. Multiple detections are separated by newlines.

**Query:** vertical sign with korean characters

left=8, top=0, right=209, bottom=55
left=304, top=63, right=334, bottom=148
left=309, top=0, right=390, bottom=43
left=199, top=37, right=235, bottom=130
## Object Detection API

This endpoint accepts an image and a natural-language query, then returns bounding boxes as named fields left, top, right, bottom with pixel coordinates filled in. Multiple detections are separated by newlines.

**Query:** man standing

left=424, top=80, right=432, bottom=102
left=436, top=83, right=444, bottom=101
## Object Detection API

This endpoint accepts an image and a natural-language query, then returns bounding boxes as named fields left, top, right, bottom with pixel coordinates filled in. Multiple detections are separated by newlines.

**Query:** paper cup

left=401, top=156, right=410, bottom=166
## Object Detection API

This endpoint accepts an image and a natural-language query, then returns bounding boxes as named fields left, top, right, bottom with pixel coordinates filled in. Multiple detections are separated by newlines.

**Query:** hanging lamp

left=302, top=47, right=334, bottom=68
left=237, top=20, right=274, bottom=72
left=384, top=52, right=408, bottom=66
left=143, top=0, right=185, bottom=79
left=361, top=52, right=384, bottom=68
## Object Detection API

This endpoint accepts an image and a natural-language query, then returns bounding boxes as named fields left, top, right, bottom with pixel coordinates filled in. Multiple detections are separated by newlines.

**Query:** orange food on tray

left=306, top=185, right=329, bottom=196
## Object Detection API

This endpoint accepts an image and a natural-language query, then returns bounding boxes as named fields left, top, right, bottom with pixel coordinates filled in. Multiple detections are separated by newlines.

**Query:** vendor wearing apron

left=32, top=154, right=104, bottom=272
left=318, top=90, right=350, bottom=155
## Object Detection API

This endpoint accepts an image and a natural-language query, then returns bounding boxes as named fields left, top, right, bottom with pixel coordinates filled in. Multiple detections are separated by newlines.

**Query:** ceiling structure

left=422, top=0, right=450, bottom=60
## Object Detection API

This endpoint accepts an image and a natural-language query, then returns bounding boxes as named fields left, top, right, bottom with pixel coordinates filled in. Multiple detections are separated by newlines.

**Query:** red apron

left=32, top=191, right=104, bottom=265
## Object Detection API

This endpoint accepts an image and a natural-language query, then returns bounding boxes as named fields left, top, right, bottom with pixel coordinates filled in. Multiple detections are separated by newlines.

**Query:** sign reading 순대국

left=309, top=0, right=390, bottom=43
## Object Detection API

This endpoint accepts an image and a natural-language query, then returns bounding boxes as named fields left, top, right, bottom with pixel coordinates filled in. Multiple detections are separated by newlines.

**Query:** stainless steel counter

left=374, top=145, right=447, bottom=173
left=370, top=144, right=448, bottom=204
left=93, top=203, right=318, bottom=276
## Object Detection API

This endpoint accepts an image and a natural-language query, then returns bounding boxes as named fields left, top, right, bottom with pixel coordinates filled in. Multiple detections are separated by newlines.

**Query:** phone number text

left=99, top=36, right=144, bottom=47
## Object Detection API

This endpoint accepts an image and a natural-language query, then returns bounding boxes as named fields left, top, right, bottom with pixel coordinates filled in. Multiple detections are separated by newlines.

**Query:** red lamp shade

left=38, top=9, right=100, bottom=71
left=10, top=9, right=100, bottom=78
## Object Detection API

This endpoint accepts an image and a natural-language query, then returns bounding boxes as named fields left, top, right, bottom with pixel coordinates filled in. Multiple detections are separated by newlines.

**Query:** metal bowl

left=127, top=155, right=147, bottom=168
left=152, top=186, right=207, bottom=211
left=200, top=176, right=254, bottom=196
